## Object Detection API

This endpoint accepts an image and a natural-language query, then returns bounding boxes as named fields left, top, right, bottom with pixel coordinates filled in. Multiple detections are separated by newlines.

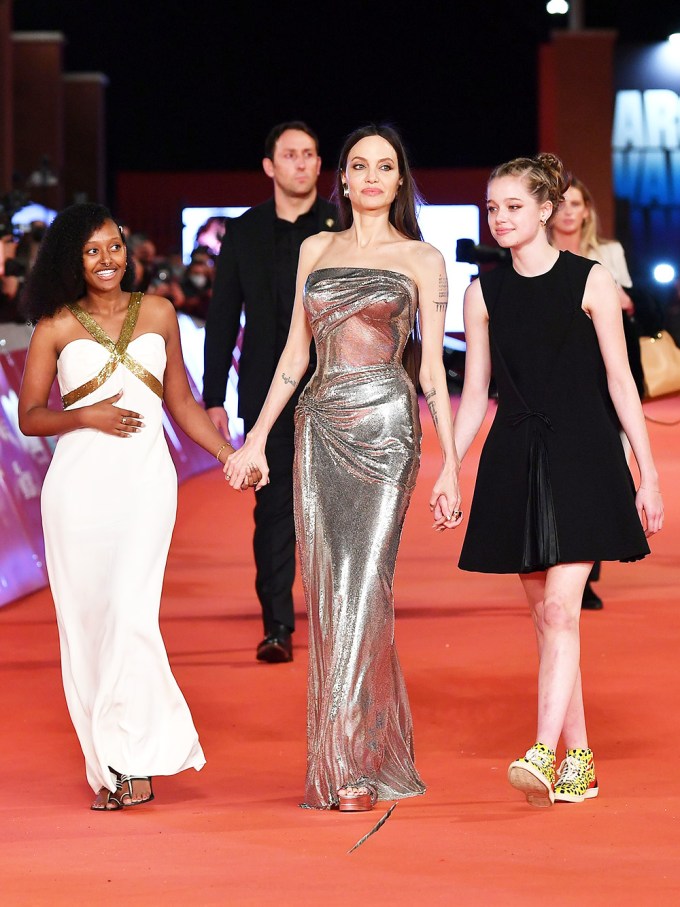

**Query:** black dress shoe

left=581, top=582, right=603, bottom=611
left=256, top=624, right=293, bottom=663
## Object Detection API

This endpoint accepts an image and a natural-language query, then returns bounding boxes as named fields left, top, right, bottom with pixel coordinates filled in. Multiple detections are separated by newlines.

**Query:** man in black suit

left=203, top=121, right=338, bottom=663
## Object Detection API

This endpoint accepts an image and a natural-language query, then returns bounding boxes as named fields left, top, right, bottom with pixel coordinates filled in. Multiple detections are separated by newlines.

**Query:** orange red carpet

left=1, top=397, right=678, bottom=905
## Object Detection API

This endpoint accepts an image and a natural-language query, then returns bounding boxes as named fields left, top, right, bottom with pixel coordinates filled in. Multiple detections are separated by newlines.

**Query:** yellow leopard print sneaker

left=508, top=742, right=556, bottom=807
left=554, top=747, right=599, bottom=803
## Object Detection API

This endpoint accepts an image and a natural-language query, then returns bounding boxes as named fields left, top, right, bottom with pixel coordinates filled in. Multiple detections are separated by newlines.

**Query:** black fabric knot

left=509, top=410, right=553, bottom=430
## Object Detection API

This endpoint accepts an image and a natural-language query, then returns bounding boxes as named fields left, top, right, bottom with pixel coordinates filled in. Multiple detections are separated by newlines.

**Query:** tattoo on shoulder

left=282, top=373, right=298, bottom=388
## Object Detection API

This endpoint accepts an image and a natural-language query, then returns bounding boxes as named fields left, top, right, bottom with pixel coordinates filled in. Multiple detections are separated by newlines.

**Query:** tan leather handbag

left=639, top=331, right=680, bottom=398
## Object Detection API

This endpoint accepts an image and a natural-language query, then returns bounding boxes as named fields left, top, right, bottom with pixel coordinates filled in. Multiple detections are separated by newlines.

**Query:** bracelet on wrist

left=216, top=442, right=232, bottom=464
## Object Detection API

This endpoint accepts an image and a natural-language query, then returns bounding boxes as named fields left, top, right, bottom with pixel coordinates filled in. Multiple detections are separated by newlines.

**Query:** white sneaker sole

left=508, top=761, right=555, bottom=807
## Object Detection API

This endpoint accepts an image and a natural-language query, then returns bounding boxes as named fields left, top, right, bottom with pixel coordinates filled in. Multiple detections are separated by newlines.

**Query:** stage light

left=669, top=33, right=680, bottom=46
left=653, top=263, right=676, bottom=284
left=546, top=0, right=569, bottom=14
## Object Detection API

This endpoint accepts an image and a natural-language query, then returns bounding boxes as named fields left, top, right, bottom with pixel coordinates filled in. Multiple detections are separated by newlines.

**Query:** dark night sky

left=11, top=1, right=680, bottom=174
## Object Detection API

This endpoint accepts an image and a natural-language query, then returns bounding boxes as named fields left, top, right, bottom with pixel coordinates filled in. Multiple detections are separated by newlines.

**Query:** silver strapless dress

left=294, top=267, right=426, bottom=809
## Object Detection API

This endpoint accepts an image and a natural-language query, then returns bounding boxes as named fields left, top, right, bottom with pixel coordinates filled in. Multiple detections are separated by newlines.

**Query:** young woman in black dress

left=453, top=154, right=664, bottom=807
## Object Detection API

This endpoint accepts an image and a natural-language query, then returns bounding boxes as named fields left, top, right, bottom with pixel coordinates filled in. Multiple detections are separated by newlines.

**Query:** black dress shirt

left=274, top=202, right=321, bottom=358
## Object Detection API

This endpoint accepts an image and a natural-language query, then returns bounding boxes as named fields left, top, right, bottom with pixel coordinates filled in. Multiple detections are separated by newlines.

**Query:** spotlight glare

left=546, top=0, right=569, bottom=14
left=653, top=263, right=676, bottom=284
left=669, top=33, right=680, bottom=46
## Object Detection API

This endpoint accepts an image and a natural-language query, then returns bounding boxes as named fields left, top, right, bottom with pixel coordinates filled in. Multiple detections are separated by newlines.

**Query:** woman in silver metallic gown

left=226, top=125, right=461, bottom=811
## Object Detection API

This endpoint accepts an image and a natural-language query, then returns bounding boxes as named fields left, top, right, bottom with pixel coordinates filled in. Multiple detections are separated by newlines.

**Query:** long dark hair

left=21, top=203, right=135, bottom=322
left=333, top=124, right=423, bottom=386
left=333, top=124, right=423, bottom=239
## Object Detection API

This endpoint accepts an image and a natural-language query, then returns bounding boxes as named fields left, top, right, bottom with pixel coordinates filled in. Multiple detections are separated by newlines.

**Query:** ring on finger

left=121, top=416, right=127, bottom=425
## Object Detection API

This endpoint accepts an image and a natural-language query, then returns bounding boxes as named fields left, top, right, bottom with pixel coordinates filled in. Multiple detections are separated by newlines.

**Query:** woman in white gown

left=19, top=204, right=257, bottom=810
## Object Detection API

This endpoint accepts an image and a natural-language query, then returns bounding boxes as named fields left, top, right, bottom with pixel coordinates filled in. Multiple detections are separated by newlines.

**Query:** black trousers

left=245, top=411, right=296, bottom=634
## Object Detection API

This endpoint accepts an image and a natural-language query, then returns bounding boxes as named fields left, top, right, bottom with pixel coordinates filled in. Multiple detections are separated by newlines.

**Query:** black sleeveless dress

left=459, top=251, right=650, bottom=574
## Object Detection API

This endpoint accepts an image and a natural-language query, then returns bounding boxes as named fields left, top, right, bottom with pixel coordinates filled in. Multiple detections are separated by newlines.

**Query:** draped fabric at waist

left=495, top=407, right=559, bottom=572
left=296, top=362, right=420, bottom=490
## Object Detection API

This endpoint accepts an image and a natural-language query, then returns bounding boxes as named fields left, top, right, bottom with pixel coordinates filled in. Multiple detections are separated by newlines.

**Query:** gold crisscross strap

left=61, top=292, right=164, bottom=408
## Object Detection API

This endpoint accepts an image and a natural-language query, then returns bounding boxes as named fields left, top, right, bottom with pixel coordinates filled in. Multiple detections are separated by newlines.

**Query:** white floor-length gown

left=41, top=292, right=205, bottom=794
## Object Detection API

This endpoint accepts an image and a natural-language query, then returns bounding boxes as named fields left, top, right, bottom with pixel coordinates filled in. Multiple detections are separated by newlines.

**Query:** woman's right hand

left=83, top=391, right=144, bottom=436
left=224, top=435, right=269, bottom=491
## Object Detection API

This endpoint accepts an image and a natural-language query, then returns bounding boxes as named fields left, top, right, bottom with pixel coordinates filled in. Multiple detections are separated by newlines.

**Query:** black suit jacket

left=203, top=197, right=339, bottom=425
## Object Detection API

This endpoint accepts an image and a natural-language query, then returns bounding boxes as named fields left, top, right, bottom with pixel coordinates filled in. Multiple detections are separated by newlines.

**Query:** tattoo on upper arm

left=425, top=388, right=439, bottom=427
left=282, top=373, right=298, bottom=388
left=434, top=274, right=448, bottom=312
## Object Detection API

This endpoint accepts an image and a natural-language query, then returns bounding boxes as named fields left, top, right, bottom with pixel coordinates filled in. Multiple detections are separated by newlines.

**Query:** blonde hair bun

left=489, top=153, right=570, bottom=222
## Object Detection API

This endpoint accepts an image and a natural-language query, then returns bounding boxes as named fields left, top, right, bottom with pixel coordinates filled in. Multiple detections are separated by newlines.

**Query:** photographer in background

left=128, top=232, right=159, bottom=292
left=146, top=260, right=186, bottom=311
left=1, top=234, right=33, bottom=349
left=1, top=241, right=25, bottom=322
left=179, top=247, right=214, bottom=321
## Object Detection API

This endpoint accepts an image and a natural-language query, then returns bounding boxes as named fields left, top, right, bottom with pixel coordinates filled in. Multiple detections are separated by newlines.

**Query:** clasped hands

left=430, top=468, right=464, bottom=532
left=223, top=439, right=269, bottom=492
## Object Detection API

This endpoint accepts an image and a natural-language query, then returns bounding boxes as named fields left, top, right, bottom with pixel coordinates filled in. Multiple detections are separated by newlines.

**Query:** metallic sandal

left=337, top=779, right=378, bottom=812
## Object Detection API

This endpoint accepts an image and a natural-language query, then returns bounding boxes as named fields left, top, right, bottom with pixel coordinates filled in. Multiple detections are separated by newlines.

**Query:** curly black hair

left=21, top=203, right=136, bottom=322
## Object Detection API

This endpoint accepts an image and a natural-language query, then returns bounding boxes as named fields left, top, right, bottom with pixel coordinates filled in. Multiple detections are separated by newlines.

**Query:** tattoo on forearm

left=282, top=373, right=298, bottom=388
left=434, top=274, right=448, bottom=312
left=425, top=388, right=439, bottom=427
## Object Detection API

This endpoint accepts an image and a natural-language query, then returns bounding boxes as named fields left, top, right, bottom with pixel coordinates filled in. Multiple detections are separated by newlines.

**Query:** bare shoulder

left=398, top=241, right=445, bottom=286
left=298, top=230, right=350, bottom=276
left=36, top=306, right=75, bottom=343
left=403, top=240, right=445, bottom=272
left=463, top=276, right=488, bottom=318
left=30, top=312, right=62, bottom=344
left=138, top=292, right=178, bottom=335
left=140, top=292, right=176, bottom=314
left=585, top=262, right=616, bottom=292
left=300, top=230, right=335, bottom=260
left=464, top=276, right=483, bottom=302
left=582, top=263, right=618, bottom=317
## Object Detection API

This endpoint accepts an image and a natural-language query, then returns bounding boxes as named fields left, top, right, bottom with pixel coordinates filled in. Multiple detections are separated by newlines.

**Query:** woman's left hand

left=636, top=486, right=664, bottom=537
left=429, top=469, right=463, bottom=531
